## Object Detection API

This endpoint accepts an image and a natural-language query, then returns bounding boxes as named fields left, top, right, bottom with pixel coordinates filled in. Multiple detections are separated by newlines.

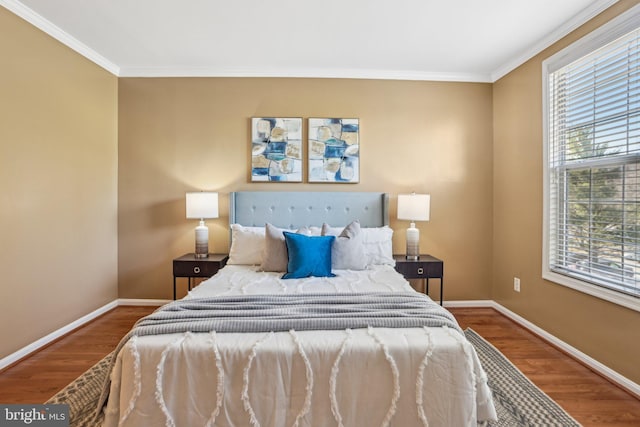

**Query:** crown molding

left=491, top=0, right=619, bottom=81
left=1, top=0, right=622, bottom=83
left=0, top=0, right=119, bottom=75
left=118, top=66, right=493, bottom=83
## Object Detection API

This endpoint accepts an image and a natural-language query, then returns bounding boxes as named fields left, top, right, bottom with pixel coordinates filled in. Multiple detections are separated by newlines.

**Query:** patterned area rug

left=465, top=329, right=581, bottom=426
left=45, top=352, right=111, bottom=427
left=46, top=328, right=581, bottom=427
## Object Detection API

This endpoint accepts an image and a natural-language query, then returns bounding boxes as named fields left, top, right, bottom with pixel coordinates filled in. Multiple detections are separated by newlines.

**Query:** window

left=543, top=6, right=640, bottom=311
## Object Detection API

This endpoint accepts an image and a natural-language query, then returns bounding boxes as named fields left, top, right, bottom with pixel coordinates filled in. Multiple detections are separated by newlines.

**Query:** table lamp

left=397, top=193, right=430, bottom=260
left=186, top=192, right=219, bottom=258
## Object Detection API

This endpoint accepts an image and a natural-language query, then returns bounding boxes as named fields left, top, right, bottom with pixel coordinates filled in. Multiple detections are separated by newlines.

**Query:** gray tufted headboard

left=229, top=191, right=389, bottom=229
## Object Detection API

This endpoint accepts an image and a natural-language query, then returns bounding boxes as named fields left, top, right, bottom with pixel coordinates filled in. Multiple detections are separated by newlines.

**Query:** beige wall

left=117, top=78, right=494, bottom=300
left=493, top=0, right=640, bottom=385
left=4, top=0, right=638, bottom=390
left=0, top=9, right=118, bottom=358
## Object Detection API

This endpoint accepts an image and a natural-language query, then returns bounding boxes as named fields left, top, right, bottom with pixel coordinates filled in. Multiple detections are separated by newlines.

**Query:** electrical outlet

left=514, top=277, right=521, bottom=292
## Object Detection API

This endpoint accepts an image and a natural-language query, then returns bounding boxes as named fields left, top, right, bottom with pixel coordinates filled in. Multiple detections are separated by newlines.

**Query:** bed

left=99, top=191, right=496, bottom=427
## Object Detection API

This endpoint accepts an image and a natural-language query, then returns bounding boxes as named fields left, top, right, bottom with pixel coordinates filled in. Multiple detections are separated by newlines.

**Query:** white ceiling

left=2, top=0, right=618, bottom=82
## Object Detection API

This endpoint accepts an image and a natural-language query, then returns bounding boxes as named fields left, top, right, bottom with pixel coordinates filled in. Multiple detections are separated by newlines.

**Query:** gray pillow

left=321, top=221, right=367, bottom=270
left=260, top=224, right=319, bottom=271
left=260, top=223, right=289, bottom=272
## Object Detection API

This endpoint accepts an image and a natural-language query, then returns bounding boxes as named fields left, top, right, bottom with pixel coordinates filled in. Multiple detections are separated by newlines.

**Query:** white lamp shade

left=186, top=192, right=219, bottom=219
left=397, top=194, right=430, bottom=221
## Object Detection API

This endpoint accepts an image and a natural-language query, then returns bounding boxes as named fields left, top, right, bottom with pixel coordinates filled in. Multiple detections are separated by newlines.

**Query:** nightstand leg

left=440, top=277, right=444, bottom=306
left=425, top=278, right=429, bottom=296
left=173, top=277, right=177, bottom=300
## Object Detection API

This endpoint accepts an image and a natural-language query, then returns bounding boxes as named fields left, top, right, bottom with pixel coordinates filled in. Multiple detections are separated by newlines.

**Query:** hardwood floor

left=0, top=306, right=156, bottom=404
left=0, top=306, right=638, bottom=426
left=453, top=307, right=640, bottom=426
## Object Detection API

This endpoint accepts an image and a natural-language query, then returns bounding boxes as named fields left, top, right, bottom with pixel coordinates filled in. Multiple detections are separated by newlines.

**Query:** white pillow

left=321, top=221, right=367, bottom=270
left=322, top=224, right=394, bottom=267
left=361, top=226, right=395, bottom=266
left=304, top=226, right=323, bottom=236
left=227, top=224, right=265, bottom=265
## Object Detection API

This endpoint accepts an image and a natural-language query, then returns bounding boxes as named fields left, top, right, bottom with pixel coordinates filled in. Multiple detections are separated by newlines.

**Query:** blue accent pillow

left=282, top=232, right=336, bottom=279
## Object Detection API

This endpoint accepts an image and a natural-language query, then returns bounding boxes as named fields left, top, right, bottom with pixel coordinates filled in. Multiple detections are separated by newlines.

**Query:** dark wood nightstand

left=173, top=253, right=228, bottom=300
left=393, top=254, right=444, bottom=305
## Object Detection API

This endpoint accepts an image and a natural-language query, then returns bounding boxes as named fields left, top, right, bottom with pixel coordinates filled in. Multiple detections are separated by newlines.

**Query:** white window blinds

left=546, top=23, right=640, bottom=299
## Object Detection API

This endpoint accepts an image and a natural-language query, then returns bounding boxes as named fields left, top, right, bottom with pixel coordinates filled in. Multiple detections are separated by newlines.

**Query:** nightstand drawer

left=172, top=253, right=228, bottom=300
left=392, top=254, right=444, bottom=305
left=395, top=261, right=442, bottom=279
left=172, top=253, right=228, bottom=278
left=173, top=261, right=221, bottom=277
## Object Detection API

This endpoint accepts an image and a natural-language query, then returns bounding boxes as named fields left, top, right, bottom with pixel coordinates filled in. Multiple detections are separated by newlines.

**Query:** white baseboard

left=0, top=298, right=170, bottom=370
left=0, top=300, right=118, bottom=371
left=444, top=299, right=494, bottom=308
left=488, top=300, right=640, bottom=399
left=118, top=298, right=170, bottom=306
left=3, top=297, right=639, bottom=400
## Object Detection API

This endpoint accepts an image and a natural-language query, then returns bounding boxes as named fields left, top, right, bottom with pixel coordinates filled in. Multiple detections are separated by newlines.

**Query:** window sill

left=543, top=270, right=640, bottom=313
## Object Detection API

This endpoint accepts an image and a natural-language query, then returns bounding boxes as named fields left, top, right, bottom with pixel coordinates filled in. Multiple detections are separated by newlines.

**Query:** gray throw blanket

left=134, top=292, right=461, bottom=334
left=96, top=292, right=461, bottom=419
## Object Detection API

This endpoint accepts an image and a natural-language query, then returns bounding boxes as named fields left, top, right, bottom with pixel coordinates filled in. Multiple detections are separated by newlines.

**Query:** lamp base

left=194, top=220, right=210, bottom=259
left=406, top=222, right=420, bottom=261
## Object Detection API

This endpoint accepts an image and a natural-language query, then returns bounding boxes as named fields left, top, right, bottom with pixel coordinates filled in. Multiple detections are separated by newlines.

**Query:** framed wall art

left=308, top=118, right=359, bottom=183
left=251, top=117, right=302, bottom=182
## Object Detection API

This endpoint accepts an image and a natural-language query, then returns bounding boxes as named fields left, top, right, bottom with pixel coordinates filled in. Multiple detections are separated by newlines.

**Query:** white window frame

left=542, top=4, right=640, bottom=313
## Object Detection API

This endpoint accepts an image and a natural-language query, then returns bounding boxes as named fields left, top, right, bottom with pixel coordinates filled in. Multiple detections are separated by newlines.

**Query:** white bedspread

left=102, top=266, right=496, bottom=427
